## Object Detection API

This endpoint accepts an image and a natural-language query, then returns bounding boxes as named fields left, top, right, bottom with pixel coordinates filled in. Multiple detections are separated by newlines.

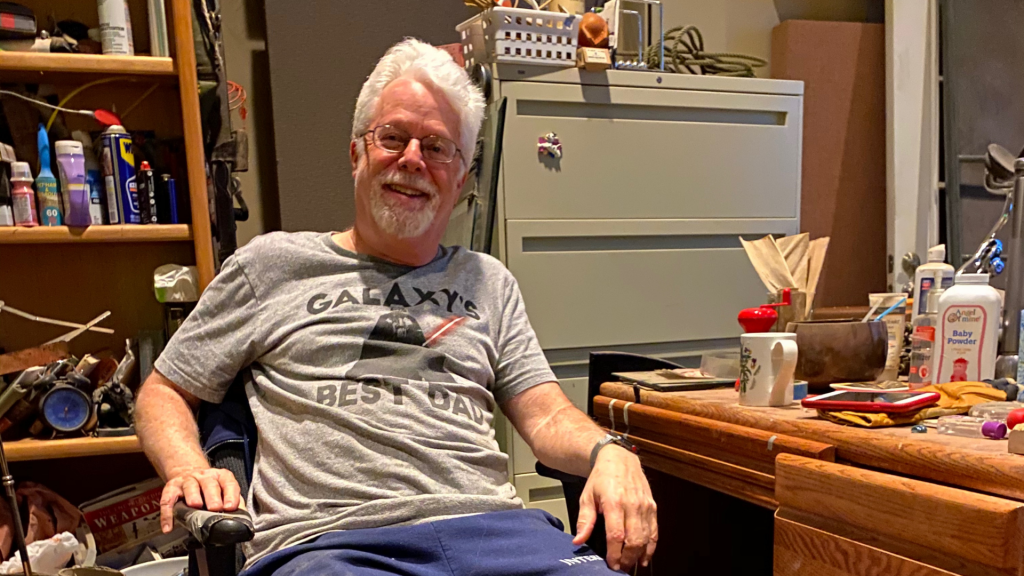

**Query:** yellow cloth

left=918, top=381, right=1006, bottom=409
left=816, top=381, right=1005, bottom=428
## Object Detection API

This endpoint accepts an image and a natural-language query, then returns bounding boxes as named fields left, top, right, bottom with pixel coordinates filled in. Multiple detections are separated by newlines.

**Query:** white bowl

left=120, top=557, right=187, bottom=576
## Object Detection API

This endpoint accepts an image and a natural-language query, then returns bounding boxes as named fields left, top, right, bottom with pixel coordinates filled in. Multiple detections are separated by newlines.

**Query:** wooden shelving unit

left=5, top=435, right=142, bottom=462
left=0, top=0, right=215, bottom=472
left=0, top=52, right=177, bottom=83
left=0, top=224, right=192, bottom=244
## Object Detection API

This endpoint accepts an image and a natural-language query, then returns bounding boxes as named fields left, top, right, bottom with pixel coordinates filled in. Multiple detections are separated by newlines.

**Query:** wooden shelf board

left=0, top=224, right=193, bottom=244
left=5, top=435, right=142, bottom=462
left=0, top=52, right=177, bottom=83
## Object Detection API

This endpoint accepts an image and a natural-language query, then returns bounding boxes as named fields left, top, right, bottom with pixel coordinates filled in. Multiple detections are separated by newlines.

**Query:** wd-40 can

left=100, top=125, right=140, bottom=224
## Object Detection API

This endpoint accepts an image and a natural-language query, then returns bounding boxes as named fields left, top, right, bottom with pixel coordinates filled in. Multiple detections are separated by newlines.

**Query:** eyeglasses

left=362, top=125, right=463, bottom=165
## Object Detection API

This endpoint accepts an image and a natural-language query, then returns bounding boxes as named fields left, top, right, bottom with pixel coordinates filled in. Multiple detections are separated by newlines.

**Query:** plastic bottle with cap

left=909, top=288, right=942, bottom=388
left=55, top=140, right=90, bottom=227
left=35, top=125, right=61, bottom=226
left=73, top=131, right=107, bottom=225
left=10, top=161, right=38, bottom=226
left=937, top=415, right=1007, bottom=440
left=912, top=244, right=955, bottom=322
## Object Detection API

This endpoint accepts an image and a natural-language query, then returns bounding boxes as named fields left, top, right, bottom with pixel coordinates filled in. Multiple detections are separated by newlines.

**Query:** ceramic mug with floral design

left=739, top=332, right=798, bottom=407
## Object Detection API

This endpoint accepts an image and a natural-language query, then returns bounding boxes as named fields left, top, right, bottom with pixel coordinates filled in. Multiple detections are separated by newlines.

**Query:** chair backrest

left=586, top=351, right=682, bottom=416
left=198, top=369, right=258, bottom=486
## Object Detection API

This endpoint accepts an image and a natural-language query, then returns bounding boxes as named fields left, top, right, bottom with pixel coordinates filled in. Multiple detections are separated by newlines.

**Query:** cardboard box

left=80, top=478, right=188, bottom=564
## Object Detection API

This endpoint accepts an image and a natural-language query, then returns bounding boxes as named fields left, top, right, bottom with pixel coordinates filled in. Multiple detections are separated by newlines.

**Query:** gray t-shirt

left=155, top=231, right=555, bottom=567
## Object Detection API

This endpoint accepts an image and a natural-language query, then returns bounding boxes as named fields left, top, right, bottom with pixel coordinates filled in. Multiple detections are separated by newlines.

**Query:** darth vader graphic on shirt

left=346, top=307, right=457, bottom=383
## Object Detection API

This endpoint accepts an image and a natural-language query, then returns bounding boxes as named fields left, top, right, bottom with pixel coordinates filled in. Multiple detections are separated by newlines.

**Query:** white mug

left=739, top=333, right=799, bottom=407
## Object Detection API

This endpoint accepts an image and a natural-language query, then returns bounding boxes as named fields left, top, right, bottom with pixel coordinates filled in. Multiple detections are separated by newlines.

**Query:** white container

left=912, top=244, right=954, bottom=322
left=457, top=7, right=580, bottom=69
left=932, top=274, right=1001, bottom=383
left=97, top=0, right=135, bottom=55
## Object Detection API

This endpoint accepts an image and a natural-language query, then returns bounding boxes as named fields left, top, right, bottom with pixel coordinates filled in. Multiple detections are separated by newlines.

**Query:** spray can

left=55, top=140, right=91, bottom=227
left=97, top=0, right=134, bottom=55
left=73, top=131, right=107, bottom=224
left=137, top=161, right=158, bottom=224
left=10, top=162, right=37, bottom=226
left=35, top=125, right=62, bottom=226
left=101, top=125, right=140, bottom=224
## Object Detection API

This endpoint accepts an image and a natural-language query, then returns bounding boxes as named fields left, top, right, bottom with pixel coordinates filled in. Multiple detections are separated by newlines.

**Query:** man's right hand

left=159, top=467, right=242, bottom=533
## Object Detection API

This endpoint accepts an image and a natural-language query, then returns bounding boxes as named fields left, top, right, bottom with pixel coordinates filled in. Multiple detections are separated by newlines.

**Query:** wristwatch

left=589, top=433, right=638, bottom=469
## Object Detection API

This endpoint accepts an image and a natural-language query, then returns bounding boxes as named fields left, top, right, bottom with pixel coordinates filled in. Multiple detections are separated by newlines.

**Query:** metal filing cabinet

left=450, top=65, right=804, bottom=527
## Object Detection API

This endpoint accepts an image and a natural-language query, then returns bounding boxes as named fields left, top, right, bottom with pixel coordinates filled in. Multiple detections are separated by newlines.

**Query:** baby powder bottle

left=932, top=274, right=1001, bottom=383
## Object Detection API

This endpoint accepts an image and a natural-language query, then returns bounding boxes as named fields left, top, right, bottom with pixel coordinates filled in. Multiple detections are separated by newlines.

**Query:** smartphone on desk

left=801, top=390, right=940, bottom=413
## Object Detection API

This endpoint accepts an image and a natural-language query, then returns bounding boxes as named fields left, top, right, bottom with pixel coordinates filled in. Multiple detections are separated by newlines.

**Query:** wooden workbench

left=598, top=382, right=1024, bottom=576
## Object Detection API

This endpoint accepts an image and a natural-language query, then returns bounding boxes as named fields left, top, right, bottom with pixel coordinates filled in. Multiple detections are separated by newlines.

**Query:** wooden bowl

left=784, top=319, right=889, bottom=387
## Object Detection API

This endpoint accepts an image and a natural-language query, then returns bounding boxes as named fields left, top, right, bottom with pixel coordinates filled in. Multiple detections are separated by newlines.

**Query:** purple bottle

left=55, top=140, right=92, bottom=227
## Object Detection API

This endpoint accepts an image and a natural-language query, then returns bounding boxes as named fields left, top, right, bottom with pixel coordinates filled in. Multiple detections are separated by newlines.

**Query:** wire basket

left=457, top=7, right=580, bottom=68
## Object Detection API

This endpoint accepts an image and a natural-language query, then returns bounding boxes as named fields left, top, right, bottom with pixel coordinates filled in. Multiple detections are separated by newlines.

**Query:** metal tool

left=93, top=340, right=137, bottom=435
left=974, top=144, right=1024, bottom=379
left=994, top=157, right=1024, bottom=379
left=0, top=435, right=31, bottom=575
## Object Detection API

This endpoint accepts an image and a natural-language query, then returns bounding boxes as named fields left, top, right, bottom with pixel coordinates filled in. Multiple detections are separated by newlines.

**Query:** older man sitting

left=135, top=38, right=657, bottom=576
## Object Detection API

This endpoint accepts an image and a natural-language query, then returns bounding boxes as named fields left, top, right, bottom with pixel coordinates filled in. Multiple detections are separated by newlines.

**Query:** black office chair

left=176, top=352, right=680, bottom=575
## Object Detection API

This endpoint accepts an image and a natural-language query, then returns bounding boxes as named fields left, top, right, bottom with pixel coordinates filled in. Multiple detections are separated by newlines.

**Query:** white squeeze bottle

left=932, top=274, right=1001, bottom=383
left=912, top=244, right=955, bottom=322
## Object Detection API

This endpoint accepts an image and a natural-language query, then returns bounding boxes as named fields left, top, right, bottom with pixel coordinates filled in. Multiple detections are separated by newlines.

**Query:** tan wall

left=220, top=0, right=278, bottom=246
left=660, top=0, right=780, bottom=78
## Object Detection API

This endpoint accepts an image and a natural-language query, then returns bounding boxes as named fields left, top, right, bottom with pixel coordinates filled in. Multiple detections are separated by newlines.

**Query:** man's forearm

left=528, top=402, right=608, bottom=477
left=504, top=383, right=612, bottom=477
left=136, top=371, right=210, bottom=480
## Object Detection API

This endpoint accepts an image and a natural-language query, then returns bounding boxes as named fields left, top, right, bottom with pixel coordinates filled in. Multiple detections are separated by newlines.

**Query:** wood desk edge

left=599, top=382, right=1024, bottom=503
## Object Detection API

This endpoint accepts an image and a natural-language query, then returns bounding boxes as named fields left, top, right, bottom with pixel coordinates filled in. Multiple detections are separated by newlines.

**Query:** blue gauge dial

left=40, top=386, right=92, bottom=433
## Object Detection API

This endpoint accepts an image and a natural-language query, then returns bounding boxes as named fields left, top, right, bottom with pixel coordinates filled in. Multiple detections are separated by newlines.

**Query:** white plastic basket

left=457, top=7, right=580, bottom=68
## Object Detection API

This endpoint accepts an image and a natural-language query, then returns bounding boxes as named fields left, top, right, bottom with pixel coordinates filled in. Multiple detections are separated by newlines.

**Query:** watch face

left=41, top=386, right=92, bottom=432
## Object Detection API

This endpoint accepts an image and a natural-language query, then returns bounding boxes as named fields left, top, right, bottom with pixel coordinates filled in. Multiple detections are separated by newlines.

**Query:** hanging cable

left=645, top=25, right=767, bottom=77
left=0, top=89, right=96, bottom=122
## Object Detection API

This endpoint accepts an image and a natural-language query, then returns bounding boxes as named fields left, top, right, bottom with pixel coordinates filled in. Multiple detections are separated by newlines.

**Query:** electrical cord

left=0, top=89, right=95, bottom=119
left=645, top=25, right=767, bottom=77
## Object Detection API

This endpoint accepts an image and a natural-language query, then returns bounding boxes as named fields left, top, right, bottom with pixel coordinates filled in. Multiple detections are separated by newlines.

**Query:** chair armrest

left=535, top=461, right=587, bottom=485
left=174, top=501, right=255, bottom=547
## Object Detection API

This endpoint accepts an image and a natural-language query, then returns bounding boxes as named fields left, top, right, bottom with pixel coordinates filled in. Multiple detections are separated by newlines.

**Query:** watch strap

left=589, top=433, right=637, bottom=469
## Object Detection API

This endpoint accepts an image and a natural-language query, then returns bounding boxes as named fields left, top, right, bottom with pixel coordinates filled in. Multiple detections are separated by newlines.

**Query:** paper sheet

left=740, top=235, right=797, bottom=293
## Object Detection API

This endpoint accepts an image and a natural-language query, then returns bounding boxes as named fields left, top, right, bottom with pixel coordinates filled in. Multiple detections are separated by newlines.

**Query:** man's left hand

left=573, top=445, right=658, bottom=572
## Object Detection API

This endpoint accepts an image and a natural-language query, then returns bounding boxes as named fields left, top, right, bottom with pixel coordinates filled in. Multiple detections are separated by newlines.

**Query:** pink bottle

left=10, top=161, right=38, bottom=226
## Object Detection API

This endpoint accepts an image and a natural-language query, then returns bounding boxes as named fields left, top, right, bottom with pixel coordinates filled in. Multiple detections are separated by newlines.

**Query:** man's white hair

left=353, top=38, right=485, bottom=167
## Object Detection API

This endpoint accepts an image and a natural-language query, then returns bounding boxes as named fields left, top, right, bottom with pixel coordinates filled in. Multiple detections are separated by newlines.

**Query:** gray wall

left=265, top=1, right=475, bottom=232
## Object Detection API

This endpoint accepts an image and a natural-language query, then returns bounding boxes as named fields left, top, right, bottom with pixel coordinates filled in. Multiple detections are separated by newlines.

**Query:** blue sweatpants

left=240, top=508, right=622, bottom=576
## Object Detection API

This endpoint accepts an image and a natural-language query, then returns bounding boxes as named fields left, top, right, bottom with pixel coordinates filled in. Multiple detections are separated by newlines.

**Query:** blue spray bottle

left=35, top=125, right=62, bottom=226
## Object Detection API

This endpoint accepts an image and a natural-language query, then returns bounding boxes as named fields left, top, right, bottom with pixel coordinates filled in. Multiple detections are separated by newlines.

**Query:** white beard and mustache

left=368, top=169, right=442, bottom=239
